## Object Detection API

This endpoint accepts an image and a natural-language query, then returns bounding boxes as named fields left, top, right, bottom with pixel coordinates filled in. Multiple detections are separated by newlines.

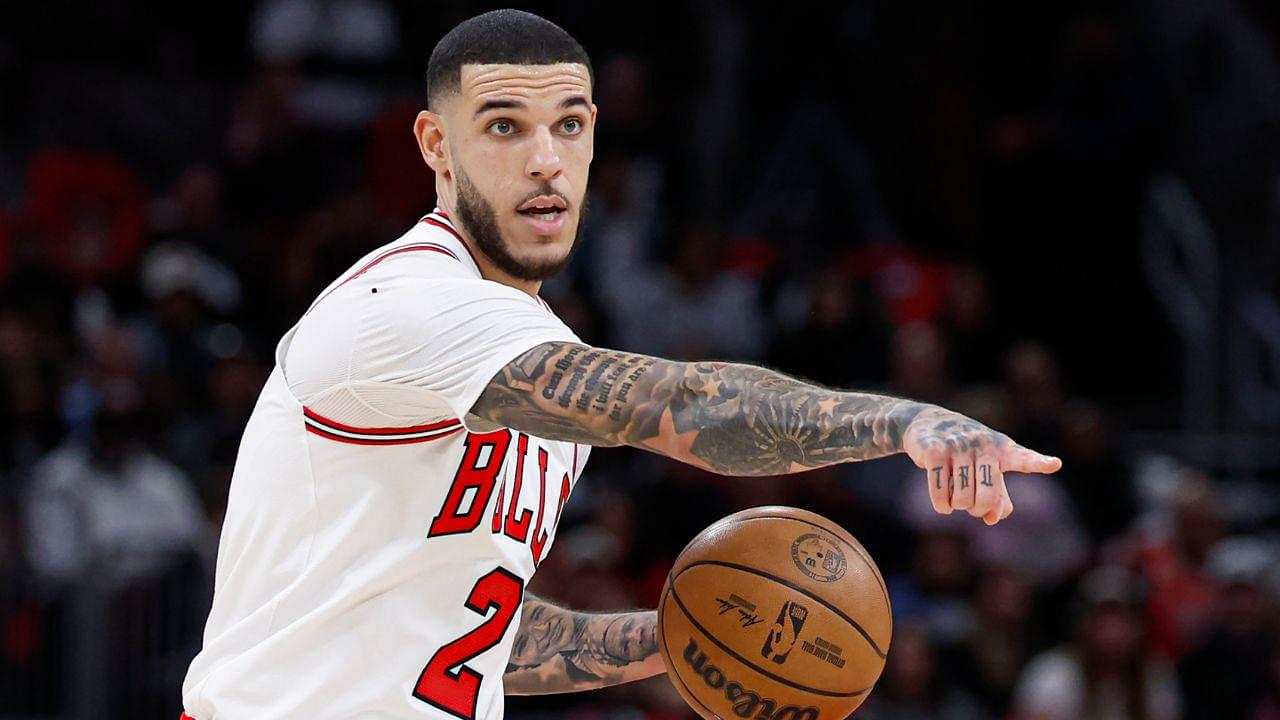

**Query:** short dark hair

left=426, top=9, right=593, bottom=110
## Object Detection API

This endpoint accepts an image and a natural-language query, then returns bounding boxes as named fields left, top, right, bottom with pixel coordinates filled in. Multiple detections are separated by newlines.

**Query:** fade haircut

left=426, top=9, right=594, bottom=110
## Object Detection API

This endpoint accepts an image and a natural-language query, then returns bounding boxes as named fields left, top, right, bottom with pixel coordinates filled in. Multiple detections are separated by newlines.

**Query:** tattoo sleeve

left=504, top=594, right=662, bottom=695
left=470, top=342, right=930, bottom=476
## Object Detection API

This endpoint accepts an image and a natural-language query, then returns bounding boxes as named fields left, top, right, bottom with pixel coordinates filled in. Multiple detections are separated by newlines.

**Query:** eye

left=561, top=117, right=583, bottom=135
left=489, top=120, right=516, bottom=136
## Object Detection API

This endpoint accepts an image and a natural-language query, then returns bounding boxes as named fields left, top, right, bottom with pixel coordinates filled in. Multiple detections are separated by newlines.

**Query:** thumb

left=1001, top=444, right=1062, bottom=474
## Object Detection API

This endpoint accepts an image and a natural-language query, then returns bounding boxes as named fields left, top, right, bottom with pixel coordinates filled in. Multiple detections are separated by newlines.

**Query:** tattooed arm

left=504, top=594, right=663, bottom=695
left=472, top=342, right=1062, bottom=524
left=472, top=342, right=929, bottom=475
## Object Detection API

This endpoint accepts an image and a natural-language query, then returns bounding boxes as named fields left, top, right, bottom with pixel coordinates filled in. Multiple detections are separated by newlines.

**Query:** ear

left=414, top=110, right=450, bottom=179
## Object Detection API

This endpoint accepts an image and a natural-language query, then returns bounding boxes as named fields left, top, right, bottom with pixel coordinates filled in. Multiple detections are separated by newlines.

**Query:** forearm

left=504, top=595, right=662, bottom=695
left=636, top=360, right=930, bottom=474
left=472, top=342, right=933, bottom=476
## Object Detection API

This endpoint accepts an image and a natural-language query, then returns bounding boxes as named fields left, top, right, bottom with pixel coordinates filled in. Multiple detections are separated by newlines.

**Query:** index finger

left=999, top=443, right=1062, bottom=474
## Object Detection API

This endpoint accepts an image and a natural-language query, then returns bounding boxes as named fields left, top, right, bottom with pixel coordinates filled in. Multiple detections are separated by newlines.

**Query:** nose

left=525, top=126, right=562, bottom=180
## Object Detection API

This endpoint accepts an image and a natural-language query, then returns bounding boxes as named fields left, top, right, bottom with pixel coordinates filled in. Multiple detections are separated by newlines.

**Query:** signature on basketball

left=715, top=595, right=765, bottom=628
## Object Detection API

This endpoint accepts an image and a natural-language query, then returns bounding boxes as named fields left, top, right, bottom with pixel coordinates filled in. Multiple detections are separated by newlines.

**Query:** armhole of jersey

left=298, top=385, right=463, bottom=446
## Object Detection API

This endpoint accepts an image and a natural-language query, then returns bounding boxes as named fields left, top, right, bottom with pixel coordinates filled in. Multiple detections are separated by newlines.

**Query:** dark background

left=1, top=1, right=1278, bottom=719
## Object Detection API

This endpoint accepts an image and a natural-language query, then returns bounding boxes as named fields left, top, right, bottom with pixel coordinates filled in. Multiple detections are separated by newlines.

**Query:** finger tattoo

left=931, top=466, right=944, bottom=490
left=958, top=465, right=969, bottom=490
left=980, top=464, right=993, bottom=487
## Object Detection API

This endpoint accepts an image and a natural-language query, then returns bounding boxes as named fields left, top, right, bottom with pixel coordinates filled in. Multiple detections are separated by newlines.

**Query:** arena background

left=1, top=1, right=1279, bottom=718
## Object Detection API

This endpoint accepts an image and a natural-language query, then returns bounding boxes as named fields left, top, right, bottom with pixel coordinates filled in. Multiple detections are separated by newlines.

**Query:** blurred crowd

left=1, top=1, right=1279, bottom=719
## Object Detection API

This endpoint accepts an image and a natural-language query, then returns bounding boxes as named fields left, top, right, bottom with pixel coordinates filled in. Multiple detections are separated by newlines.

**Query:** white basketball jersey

left=182, top=210, right=591, bottom=720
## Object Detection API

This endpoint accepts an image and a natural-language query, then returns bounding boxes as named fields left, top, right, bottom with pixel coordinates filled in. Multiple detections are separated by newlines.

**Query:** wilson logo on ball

left=761, top=601, right=809, bottom=664
left=790, top=534, right=847, bottom=582
left=683, top=638, right=820, bottom=720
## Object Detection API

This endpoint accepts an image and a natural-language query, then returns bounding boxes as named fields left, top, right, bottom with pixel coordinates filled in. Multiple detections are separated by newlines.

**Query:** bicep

left=469, top=342, right=693, bottom=451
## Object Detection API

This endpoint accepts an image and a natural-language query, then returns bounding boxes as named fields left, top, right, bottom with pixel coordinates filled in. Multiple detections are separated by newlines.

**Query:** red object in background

left=841, top=244, right=951, bottom=326
left=24, top=149, right=147, bottom=285
left=368, top=100, right=437, bottom=218
left=722, top=235, right=779, bottom=277
left=1131, top=540, right=1220, bottom=660
left=2, top=600, right=41, bottom=662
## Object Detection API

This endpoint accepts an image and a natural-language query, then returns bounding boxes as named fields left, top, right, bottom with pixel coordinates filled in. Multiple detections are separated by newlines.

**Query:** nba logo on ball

left=790, top=534, right=847, bottom=582
left=761, top=601, right=809, bottom=664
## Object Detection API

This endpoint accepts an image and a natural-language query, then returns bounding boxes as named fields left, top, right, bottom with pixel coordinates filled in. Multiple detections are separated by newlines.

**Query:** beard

left=454, top=163, right=587, bottom=282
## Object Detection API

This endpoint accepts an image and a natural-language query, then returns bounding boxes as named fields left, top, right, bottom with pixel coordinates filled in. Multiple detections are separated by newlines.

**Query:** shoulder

left=31, top=443, right=90, bottom=489
left=302, top=215, right=479, bottom=315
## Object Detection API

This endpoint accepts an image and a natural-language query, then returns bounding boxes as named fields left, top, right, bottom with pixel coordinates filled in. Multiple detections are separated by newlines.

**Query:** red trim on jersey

left=303, top=406, right=460, bottom=436
left=422, top=211, right=482, bottom=269
left=180, top=714, right=197, bottom=720
left=302, top=406, right=462, bottom=445
left=306, top=242, right=460, bottom=314
left=421, top=216, right=462, bottom=242
left=304, top=422, right=463, bottom=446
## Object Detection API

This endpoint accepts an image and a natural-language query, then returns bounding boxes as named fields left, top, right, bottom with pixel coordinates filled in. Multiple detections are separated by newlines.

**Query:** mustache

left=515, top=185, right=570, bottom=210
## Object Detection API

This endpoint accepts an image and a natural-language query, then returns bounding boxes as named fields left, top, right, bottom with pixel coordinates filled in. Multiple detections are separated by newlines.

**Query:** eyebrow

left=474, top=98, right=526, bottom=118
left=473, top=95, right=590, bottom=119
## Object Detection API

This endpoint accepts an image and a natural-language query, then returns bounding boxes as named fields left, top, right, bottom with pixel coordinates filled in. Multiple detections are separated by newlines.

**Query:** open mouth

left=517, top=195, right=568, bottom=221
left=518, top=206, right=565, bottom=219
left=516, top=198, right=569, bottom=235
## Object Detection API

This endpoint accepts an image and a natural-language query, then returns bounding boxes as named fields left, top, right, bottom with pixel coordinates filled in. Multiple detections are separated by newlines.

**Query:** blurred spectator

left=1127, top=472, right=1225, bottom=659
left=766, top=267, right=891, bottom=388
left=577, top=53, right=665, bottom=295
left=887, top=530, right=976, bottom=645
left=167, top=352, right=269, bottom=524
left=23, top=327, right=208, bottom=587
left=944, top=565, right=1044, bottom=716
left=939, top=265, right=1004, bottom=385
left=1178, top=537, right=1279, bottom=720
left=1004, top=342, right=1066, bottom=457
left=861, top=624, right=987, bottom=720
left=603, top=226, right=767, bottom=361
left=1014, top=565, right=1183, bottom=720
left=889, top=321, right=952, bottom=405
left=1059, top=399, right=1136, bottom=544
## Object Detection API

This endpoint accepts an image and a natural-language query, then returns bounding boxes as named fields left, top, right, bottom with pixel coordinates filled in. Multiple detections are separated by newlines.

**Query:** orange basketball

left=657, top=506, right=892, bottom=720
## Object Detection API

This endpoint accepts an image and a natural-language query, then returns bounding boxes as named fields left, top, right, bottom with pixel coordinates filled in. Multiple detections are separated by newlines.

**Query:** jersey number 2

left=413, top=567, right=525, bottom=720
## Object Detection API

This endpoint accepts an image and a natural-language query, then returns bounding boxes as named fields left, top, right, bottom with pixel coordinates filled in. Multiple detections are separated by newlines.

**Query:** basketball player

left=181, top=9, right=1063, bottom=719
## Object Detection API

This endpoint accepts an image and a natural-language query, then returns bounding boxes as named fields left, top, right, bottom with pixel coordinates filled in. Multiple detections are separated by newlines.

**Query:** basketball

left=657, top=506, right=892, bottom=720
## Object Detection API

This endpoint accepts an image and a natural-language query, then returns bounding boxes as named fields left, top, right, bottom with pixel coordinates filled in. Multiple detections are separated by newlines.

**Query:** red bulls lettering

left=428, top=431, right=511, bottom=537
left=503, top=434, right=534, bottom=542
left=431, top=431, right=574, bottom=566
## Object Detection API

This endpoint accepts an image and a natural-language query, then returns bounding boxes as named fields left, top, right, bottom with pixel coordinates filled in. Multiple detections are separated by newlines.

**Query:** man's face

left=602, top=616, right=655, bottom=662
left=440, top=62, right=595, bottom=281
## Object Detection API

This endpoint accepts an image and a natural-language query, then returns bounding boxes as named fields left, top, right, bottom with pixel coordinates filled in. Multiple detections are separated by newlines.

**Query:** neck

left=437, top=198, right=543, bottom=298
